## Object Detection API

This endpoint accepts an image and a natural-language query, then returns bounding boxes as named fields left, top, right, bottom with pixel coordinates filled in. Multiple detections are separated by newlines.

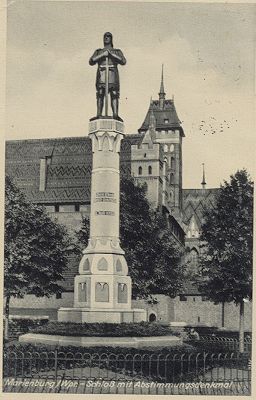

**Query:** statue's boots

left=97, top=97, right=104, bottom=118
left=111, top=98, right=123, bottom=121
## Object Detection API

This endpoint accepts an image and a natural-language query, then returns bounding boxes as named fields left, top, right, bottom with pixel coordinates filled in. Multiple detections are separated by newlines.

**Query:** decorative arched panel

left=78, top=282, right=87, bottom=302
left=98, top=257, right=108, bottom=271
left=95, top=282, right=109, bottom=302
left=117, top=283, right=128, bottom=303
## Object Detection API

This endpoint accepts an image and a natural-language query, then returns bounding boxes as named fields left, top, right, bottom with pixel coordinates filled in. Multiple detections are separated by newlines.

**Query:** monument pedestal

left=57, top=118, right=146, bottom=324
left=58, top=308, right=146, bottom=324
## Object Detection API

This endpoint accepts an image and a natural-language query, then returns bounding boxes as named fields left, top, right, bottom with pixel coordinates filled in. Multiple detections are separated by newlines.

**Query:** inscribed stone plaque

left=95, top=192, right=117, bottom=203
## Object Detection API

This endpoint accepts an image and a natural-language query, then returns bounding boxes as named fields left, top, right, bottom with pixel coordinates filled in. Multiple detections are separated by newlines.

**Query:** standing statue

left=89, top=32, right=126, bottom=121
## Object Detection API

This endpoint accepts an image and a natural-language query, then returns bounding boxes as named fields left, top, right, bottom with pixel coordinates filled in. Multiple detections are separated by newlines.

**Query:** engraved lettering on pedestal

left=118, top=283, right=128, bottom=303
left=95, top=192, right=117, bottom=203
left=98, top=257, right=108, bottom=271
left=95, top=211, right=115, bottom=216
left=78, top=282, right=87, bottom=302
left=95, top=282, right=109, bottom=302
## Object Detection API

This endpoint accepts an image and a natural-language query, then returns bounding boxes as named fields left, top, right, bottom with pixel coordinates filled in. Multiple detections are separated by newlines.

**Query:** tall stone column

left=58, top=118, right=146, bottom=323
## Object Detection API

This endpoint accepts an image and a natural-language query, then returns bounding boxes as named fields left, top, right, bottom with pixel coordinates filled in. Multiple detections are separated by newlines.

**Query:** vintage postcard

left=1, top=1, right=255, bottom=399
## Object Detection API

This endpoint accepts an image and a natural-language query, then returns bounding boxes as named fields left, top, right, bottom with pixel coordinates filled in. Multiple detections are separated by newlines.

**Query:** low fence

left=193, top=336, right=252, bottom=354
left=3, top=348, right=251, bottom=395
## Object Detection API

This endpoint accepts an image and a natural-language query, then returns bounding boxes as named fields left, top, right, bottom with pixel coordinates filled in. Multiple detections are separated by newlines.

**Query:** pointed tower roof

left=138, top=98, right=156, bottom=147
left=201, top=163, right=206, bottom=189
left=159, top=64, right=166, bottom=109
left=139, top=67, right=184, bottom=136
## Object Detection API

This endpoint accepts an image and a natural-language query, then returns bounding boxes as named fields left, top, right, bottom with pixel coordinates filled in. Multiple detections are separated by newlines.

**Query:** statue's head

left=103, top=32, right=113, bottom=47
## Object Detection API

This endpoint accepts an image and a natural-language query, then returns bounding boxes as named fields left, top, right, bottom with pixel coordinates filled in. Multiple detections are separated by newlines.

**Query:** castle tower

left=131, top=100, right=164, bottom=209
left=138, top=68, right=184, bottom=217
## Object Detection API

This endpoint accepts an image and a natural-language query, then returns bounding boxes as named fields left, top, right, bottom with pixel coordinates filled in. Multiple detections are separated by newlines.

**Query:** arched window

left=171, top=157, right=175, bottom=169
left=138, top=166, right=142, bottom=175
left=148, top=165, right=152, bottom=175
left=170, top=173, right=174, bottom=184
left=164, top=144, right=168, bottom=152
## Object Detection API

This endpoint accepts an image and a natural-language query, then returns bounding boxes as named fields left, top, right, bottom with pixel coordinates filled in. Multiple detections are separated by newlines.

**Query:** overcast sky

left=5, top=1, right=256, bottom=188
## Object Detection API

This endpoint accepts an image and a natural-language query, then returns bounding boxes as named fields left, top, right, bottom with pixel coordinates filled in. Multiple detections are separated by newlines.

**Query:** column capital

left=89, top=118, right=125, bottom=135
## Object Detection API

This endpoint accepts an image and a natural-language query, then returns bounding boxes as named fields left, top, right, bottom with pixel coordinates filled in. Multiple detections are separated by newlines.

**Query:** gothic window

left=188, top=216, right=199, bottom=238
left=171, top=157, right=175, bottom=169
left=148, top=166, right=152, bottom=175
left=170, top=173, right=174, bottom=184
left=138, top=166, right=142, bottom=175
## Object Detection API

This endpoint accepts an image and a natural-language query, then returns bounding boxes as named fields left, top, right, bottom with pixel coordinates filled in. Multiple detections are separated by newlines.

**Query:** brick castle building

left=5, top=71, right=252, bottom=330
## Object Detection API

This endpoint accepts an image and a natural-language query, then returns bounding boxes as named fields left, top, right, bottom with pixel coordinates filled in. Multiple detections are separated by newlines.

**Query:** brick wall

left=10, top=292, right=74, bottom=310
left=222, top=301, right=252, bottom=331
left=9, top=292, right=252, bottom=331
left=174, top=295, right=252, bottom=330
left=132, top=295, right=175, bottom=324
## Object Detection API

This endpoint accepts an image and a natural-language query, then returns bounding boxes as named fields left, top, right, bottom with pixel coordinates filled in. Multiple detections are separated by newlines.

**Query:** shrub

left=3, top=317, right=48, bottom=341
left=30, top=321, right=178, bottom=337
left=185, top=326, right=252, bottom=339
left=185, top=325, right=219, bottom=335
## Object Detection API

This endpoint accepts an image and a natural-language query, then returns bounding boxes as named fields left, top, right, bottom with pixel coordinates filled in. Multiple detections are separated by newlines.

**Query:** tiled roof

left=5, top=134, right=141, bottom=204
left=182, top=188, right=219, bottom=227
left=139, top=99, right=184, bottom=136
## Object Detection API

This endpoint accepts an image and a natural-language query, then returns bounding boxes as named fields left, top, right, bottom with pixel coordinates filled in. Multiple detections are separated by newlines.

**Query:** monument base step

left=19, top=333, right=182, bottom=348
left=57, top=307, right=147, bottom=323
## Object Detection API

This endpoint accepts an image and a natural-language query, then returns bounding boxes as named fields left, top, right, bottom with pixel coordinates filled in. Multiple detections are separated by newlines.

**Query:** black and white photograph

left=2, top=0, right=255, bottom=397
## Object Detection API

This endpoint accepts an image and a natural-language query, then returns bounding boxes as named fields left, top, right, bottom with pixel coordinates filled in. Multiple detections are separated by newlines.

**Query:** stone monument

left=58, top=33, right=146, bottom=323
